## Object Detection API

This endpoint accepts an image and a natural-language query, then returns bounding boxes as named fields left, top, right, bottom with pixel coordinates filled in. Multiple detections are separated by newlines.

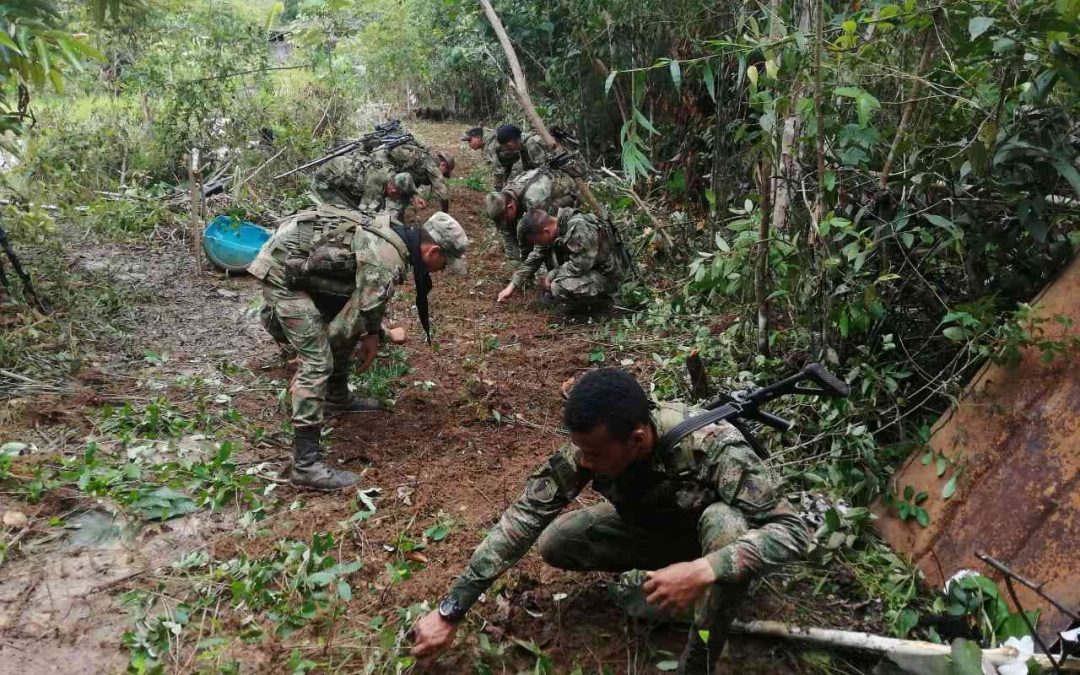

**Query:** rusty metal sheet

left=875, top=255, right=1080, bottom=644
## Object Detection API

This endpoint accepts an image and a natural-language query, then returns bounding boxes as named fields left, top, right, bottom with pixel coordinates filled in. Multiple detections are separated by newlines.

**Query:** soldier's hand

left=539, top=276, right=552, bottom=292
left=412, top=195, right=428, bottom=209
left=643, top=559, right=716, bottom=614
left=496, top=283, right=517, bottom=303
left=410, top=609, right=458, bottom=660
left=357, top=334, right=381, bottom=373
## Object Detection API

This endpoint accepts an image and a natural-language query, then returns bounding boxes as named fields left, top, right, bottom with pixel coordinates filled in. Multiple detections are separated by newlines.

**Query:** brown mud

left=0, top=121, right=881, bottom=674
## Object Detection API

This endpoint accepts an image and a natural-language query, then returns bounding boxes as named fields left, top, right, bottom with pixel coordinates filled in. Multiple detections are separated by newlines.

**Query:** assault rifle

left=272, top=119, right=411, bottom=180
left=657, top=363, right=850, bottom=460
left=0, top=222, right=49, bottom=313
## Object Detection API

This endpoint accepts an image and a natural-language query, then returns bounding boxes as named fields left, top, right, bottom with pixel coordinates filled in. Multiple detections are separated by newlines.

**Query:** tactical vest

left=254, top=207, right=407, bottom=298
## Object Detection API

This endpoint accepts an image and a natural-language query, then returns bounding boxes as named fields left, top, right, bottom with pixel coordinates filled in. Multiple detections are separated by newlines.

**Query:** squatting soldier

left=460, top=126, right=503, bottom=187
left=483, top=167, right=577, bottom=262
left=312, top=152, right=417, bottom=216
left=248, top=206, right=468, bottom=490
left=494, top=123, right=549, bottom=187
left=410, top=368, right=811, bottom=674
left=373, top=139, right=455, bottom=212
left=496, top=207, right=624, bottom=314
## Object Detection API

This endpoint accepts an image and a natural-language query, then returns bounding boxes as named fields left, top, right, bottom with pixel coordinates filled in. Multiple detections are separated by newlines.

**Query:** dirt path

left=0, top=121, right=879, bottom=674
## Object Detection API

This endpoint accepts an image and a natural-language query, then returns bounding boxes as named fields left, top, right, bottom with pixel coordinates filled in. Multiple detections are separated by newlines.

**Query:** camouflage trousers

left=550, top=269, right=619, bottom=310
left=537, top=502, right=750, bottom=635
left=259, top=281, right=357, bottom=428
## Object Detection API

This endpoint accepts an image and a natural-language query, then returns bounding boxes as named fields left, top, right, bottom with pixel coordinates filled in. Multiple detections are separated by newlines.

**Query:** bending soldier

left=313, top=153, right=417, bottom=217
left=483, top=168, right=577, bottom=263
left=496, top=207, right=624, bottom=314
left=461, top=126, right=503, bottom=188
left=249, top=207, right=468, bottom=490
left=373, top=138, right=454, bottom=212
left=493, top=124, right=549, bottom=187
left=410, top=368, right=810, bottom=674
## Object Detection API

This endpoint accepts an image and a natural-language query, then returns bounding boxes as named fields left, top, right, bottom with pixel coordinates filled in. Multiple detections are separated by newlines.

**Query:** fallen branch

left=731, top=620, right=1080, bottom=671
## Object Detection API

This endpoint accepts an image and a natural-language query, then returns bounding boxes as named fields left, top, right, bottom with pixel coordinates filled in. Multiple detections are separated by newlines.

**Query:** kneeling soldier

left=410, top=368, right=810, bottom=674
left=496, top=207, right=623, bottom=314
left=313, top=152, right=417, bottom=216
left=249, top=207, right=468, bottom=490
left=483, top=168, right=576, bottom=263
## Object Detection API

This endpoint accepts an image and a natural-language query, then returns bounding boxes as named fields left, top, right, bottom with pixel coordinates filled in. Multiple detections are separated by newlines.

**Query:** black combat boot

left=326, top=380, right=384, bottom=413
left=289, top=426, right=359, bottom=490
left=677, top=626, right=724, bottom=675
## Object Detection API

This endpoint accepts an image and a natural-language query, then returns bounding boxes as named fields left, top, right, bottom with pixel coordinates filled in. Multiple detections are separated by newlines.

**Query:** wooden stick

left=186, top=149, right=204, bottom=275
left=731, top=620, right=1080, bottom=671
left=879, top=23, right=937, bottom=189
left=477, top=0, right=607, bottom=219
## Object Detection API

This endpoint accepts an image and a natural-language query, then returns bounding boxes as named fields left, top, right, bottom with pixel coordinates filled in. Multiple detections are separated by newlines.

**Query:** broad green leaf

left=968, top=16, right=996, bottom=41
left=949, top=638, right=984, bottom=675
left=604, top=71, right=617, bottom=96
left=943, top=327, right=968, bottom=341
left=669, top=58, right=682, bottom=89
left=1051, top=158, right=1080, bottom=198
left=656, top=660, right=679, bottom=671
left=703, top=60, right=716, bottom=101
left=747, top=64, right=758, bottom=87
left=942, top=476, right=958, bottom=499
left=632, top=107, right=659, bottom=135
left=0, top=32, right=23, bottom=55
left=915, top=507, right=930, bottom=527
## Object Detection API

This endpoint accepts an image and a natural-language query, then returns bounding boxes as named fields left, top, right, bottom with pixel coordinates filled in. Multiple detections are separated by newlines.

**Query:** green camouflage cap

left=484, top=191, right=508, bottom=221
left=392, top=172, right=416, bottom=196
left=422, top=211, right=469, bottom=274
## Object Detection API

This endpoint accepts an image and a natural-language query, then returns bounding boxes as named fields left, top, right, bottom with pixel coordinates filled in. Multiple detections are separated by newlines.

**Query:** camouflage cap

left=422, top=211, right=469, bottom=274
left=392, top=172, right=416, bottom=196
left=484, top=191, right=508, bottom=221
left=460, top=127, right=483, bottom=141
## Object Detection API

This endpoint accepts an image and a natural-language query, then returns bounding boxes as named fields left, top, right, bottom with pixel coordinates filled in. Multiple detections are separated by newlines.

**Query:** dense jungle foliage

left=0, top=0, right=1077, bottom=670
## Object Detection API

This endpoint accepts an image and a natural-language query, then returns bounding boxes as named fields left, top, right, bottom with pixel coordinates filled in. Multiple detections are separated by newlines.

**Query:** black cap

left=495, top=124, right=522, bottom=144
left=460, top=126, right=483, bottom=141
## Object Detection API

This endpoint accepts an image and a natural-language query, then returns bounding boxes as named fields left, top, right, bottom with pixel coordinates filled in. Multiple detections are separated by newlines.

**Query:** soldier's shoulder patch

left=528, top=476, right=559, bottom=503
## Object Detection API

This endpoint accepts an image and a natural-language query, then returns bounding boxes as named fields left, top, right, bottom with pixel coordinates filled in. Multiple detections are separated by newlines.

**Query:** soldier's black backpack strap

left=655, top=403, right=769, bottom=461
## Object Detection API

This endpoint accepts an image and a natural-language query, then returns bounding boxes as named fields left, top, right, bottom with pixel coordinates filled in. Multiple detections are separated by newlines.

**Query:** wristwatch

left=437, top=595, right=466, bottom=624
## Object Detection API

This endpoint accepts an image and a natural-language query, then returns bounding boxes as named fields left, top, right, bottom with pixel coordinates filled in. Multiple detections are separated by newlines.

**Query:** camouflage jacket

left=510, top=208, right=620, bottom=289
left=373, top=140, right=448, bottom=202
left=446, top=401, right=810, bottom=612
left=248, top=206, right=410, bottom=344
left=495, top=132, right=549, bottom=186
left=505, top=168, right=577, bottom=218
left=312, top=153, right=407, bottom=215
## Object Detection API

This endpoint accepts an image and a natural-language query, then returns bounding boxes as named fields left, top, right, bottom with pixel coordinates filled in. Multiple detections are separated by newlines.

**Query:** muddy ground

left=0, top=121, right=882, bottom=674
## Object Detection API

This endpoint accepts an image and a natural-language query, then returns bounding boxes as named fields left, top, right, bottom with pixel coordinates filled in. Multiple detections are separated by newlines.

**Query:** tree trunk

left=755, top=159, right=773, bottom=356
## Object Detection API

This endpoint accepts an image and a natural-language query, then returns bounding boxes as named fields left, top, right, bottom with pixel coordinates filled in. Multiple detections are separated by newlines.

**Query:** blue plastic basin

left=202, top=216, right=272, bottom=272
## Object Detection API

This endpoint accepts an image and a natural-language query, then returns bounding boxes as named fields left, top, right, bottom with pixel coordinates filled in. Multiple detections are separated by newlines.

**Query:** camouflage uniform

left=495, top=131, right=549, bottom=186
left=312, top=153, right=412, bottom=215
left=445, top=401, right=810, bottom=641
left=485, top=168, right=578, bottom=261
left=478, top=129, right=504, bottom=185
left=511, top=207, right=623, bottom=309
left=248, top=206, right=410, bottom=428
left=372, top=140, right=449, bottom=205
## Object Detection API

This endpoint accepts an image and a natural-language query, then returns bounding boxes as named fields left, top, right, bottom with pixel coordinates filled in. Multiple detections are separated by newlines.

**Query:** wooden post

left=477, top=0, right=607, bottom=219
left=186, top=149, right=205, bottom=275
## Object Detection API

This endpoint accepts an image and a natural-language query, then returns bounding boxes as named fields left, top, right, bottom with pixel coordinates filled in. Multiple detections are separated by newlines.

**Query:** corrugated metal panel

left=875, top=255, right=1080, bottom=644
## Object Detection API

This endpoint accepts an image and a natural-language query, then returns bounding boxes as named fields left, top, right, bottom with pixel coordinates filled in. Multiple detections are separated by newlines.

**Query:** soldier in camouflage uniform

left=483, top=168, right=578, bottom=263
left=249, top=207, right=468, bottom=490
left=493, top=124, right=549, bottom=187
left=411, top=368, right=810, bottom=674
left=372, top=138, right=454, bottom=212
left=496, top=206, right=624, bottom=314
left=461, top=126, right=504, bottom=188
left=312, top=152, right=416, bottom=216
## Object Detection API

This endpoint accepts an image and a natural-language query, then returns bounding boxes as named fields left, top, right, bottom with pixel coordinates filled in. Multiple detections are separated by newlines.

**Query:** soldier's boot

left=677, top=627, right=725, bottom=675
left=325, top=376, right=384, bottom=413
left=289, top=426, right=359, bottom=490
